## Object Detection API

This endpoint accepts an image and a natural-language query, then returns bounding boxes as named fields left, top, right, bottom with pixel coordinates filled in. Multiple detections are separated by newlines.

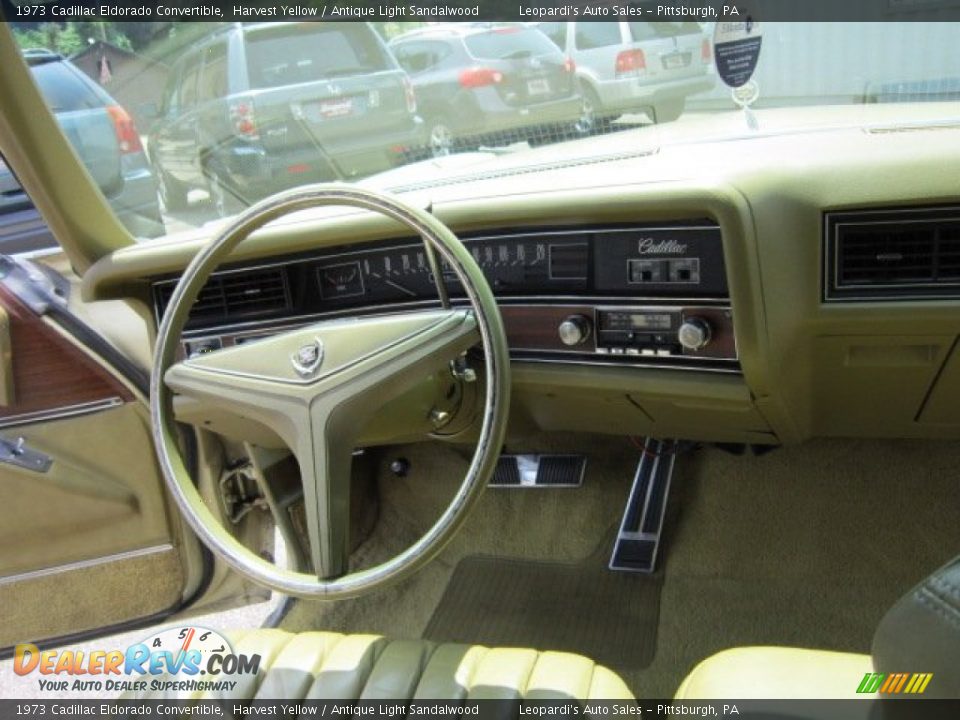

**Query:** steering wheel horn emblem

left=291, top=338, right=324, bottom=377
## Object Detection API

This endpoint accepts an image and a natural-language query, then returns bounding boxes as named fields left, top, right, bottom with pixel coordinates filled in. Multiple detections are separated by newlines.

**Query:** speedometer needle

left=384, top=278, right=417, bottom=297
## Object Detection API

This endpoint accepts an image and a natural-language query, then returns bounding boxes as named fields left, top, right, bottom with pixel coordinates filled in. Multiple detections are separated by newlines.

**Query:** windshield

left=7, top=20, right=960, bottom=242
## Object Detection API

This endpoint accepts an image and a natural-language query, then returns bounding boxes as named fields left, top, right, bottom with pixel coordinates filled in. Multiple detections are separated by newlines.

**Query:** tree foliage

left=10, top=19, right=426, bottom=60
left=12, top=21, right=143, bottom=56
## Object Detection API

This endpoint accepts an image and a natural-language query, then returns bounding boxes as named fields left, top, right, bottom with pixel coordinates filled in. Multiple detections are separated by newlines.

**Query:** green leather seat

left=132, top=629, right=635, bottom=700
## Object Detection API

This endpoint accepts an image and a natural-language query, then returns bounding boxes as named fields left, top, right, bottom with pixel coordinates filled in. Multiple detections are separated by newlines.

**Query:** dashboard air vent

left=824, top=207, right=960, bottom=301
left=155, top=267, right=292, bottom=325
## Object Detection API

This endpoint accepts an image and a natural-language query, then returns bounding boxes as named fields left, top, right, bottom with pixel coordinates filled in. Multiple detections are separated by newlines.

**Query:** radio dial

left=678, top=317, right=712, bottom=351
left=558, top=315, right=591, bottom=346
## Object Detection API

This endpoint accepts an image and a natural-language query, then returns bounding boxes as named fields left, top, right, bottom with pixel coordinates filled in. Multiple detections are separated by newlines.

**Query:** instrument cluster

left=157, top=223, right=738, bottom=371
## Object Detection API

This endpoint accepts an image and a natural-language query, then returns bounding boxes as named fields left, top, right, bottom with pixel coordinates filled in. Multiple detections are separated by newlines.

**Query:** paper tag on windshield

left=714, top=19, right=763, bottom=89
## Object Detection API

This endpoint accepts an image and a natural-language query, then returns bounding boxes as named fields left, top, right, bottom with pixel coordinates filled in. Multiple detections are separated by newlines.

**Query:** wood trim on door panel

left=0, top=285, right=132, bottom=418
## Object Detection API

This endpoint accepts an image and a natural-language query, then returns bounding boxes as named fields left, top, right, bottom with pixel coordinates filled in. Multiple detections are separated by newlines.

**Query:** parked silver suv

left=535, top=21, right=715, bottom=129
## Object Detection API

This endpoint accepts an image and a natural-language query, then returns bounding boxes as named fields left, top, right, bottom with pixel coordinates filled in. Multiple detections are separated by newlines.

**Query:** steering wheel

left=150, top=185, right=510, bottom=598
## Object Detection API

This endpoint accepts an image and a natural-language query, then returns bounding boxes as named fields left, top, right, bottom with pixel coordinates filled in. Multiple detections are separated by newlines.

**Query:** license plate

left=662, top=53, right=689, bottom=70
left=317, top=97, right=354, bottom=119
left=527, top=78, right=550, bottom=95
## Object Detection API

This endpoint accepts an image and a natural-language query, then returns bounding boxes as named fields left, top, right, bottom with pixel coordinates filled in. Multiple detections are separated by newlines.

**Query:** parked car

left=534, top=21, right=715, bottom=129
left=147, top=22, right=424, bottom=217
left=0, top=49, right=163, bottom=253
left=0, top=157, right=53, bottom=255
left=390, top=23, right=582, bottom=157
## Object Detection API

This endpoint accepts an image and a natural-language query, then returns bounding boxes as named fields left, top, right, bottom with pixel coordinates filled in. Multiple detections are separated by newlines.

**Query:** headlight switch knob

left=558, top=314, right=592, bottom=346
left=678, top=317, right=712, bottom=351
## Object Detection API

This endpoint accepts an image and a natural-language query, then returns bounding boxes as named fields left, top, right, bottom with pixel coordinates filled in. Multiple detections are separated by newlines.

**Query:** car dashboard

left=79, top=104, right=960, bottom=447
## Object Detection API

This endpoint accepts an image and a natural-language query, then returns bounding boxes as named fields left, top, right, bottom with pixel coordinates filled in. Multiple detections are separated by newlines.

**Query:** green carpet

left=424, top=542, right=663, bottom=669
left=281, top=435, right=960, bottom=698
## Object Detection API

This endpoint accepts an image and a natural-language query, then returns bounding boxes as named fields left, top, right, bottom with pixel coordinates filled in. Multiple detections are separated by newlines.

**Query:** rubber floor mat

left=423, top=550, right=663, bottom=670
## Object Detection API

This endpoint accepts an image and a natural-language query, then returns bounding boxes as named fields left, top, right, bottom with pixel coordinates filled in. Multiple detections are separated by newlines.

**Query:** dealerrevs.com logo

left=14, top=627, right=261, bottom=694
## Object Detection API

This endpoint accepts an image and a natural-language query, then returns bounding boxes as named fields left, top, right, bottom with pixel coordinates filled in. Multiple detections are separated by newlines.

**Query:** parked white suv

left=535, top=21, right=715, bottom=129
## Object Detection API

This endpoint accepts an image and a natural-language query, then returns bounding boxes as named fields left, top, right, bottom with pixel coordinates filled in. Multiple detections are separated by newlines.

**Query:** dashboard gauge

left=366, top=247, right=435, bottom=298
left=453, top=238, right=553, bottom=290
left=313, top=236, right=592, bottom=306
left=317, top=261, right=364, bottom=299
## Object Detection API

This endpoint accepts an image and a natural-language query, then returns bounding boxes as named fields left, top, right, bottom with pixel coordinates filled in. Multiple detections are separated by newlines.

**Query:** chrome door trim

left=0, top=544, right=174, bottom=585
left=0, top=397, right=124, bottom=430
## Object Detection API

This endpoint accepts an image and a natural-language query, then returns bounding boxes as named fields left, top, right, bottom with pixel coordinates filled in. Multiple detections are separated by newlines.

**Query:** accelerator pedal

left=490, top=454, right=586, bottom=488
left=609, top=438, right=677, bottom=573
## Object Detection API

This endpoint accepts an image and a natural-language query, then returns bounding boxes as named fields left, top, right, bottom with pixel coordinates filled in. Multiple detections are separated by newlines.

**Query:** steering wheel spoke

left=289, top=409, right=352, bottom=579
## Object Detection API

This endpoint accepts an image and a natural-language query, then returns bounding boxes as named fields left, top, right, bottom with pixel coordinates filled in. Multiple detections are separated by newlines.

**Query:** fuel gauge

left=317, top=260, right=365, bottom=299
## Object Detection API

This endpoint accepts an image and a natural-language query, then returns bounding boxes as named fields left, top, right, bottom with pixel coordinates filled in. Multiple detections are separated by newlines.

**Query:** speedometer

left=366, top=247, right=434, bottom=298
left=458, top=236, right=582, bottom=292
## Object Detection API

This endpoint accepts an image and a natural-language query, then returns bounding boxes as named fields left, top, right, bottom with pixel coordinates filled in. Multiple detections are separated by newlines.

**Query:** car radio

left=595, top=308, right=719, bottom=356
left=500, top=303, right=737, bottom=368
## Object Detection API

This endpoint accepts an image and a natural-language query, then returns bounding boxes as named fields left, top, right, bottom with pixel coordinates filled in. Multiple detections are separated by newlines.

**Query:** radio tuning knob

left=558, top=314, right=591, bottom=346
left=678, top=317, right=712, bottom=351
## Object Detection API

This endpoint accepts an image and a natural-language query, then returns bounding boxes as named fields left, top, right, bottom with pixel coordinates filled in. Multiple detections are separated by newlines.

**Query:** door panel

left=0, top=286, right=188, bottom=649
left=1, top=405, right=173, bottom=576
